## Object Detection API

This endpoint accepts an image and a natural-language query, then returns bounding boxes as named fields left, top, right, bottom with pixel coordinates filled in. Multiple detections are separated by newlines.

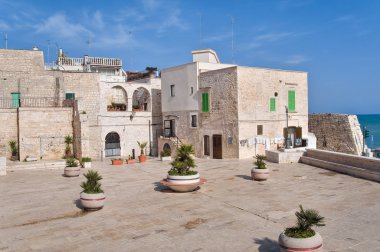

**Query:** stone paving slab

left=1, top=158, right=380, bottom=251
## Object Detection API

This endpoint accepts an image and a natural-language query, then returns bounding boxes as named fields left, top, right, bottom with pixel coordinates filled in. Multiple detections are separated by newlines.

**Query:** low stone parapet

left=301, top=149, right=380, bottom=182
left=266, top=149, right=305, bottom=163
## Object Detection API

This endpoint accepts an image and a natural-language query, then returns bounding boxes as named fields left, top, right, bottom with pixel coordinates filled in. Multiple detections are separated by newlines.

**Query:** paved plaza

left=1, top=158, right=380, bottom=251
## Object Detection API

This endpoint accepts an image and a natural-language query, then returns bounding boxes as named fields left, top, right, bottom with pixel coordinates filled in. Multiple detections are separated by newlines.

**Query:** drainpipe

left=285, top=106, right=289, bottom=149
left=149, top=120, right=152, bottom=156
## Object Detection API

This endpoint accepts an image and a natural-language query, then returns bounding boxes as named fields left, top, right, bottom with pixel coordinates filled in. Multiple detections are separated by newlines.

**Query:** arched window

left=132, top=87, right=150, bottom=112
left=107, top=86, right=127, bottom=111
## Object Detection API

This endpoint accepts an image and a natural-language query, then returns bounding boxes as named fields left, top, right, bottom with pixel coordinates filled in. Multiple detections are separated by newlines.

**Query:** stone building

left=0, top=48, right=161, bottom=160
left=159, top=49, right=310, bottom=159
left=309, top=113, right=365, bottom=155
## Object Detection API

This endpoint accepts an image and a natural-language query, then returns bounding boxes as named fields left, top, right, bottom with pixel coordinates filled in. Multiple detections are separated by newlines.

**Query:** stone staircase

left=300, top=149, right=380, bottom=183
left=6, top=160, right=66, bottom=171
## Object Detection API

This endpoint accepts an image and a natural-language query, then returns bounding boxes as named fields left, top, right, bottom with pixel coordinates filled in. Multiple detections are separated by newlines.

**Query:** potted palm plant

left=279, top=205, right=325, bottom=252
left=80, top=170, right=105, bottom=211
left=64, top=135, right=73, bottom=158
left=137, top=141, right=147, bottom=163
left=160, top=146, right=172, bottom=161
left=81, top=157, right=92, bottom=168
left=64, top=158, right=80, bottom=177
left=251, top=154, right=269, bottom=180
left=8, top=140, right=18, bottom=161
left=165, top=144, right=201, bottom=192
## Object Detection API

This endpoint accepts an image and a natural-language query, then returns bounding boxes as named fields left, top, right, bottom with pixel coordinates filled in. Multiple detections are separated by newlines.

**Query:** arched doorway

left=105, top=132, right=121, bottom=157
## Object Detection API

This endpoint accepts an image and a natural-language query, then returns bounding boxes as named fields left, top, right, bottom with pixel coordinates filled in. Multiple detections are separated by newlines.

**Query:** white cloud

left=285, top=54, right=310, bottom=65
left=203, top=33, right=231, bottom=43
left=93, top=24, right=136, bottom=49
left=141, top=0, right=160, bottom=11
left=255, top=32, right=293, bottom=42
left=334, top=15, right=354, bottom=22
left=157, top=8, right=187, bottom=34
left=35, top=13, right=91, bottom=39
left=92, top=10, right=105, bottom=30
left=0, top=20, right=10, bottom=30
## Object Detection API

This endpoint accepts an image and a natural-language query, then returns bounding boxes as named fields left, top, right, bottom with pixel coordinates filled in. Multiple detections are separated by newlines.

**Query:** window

left=164, top=120, right=175, bottom=137
left=202, top=93, right=209, bottom=112
left=170, top=85, right=175, bottom=97
left=191, top=114, right=197, bottom=127
left=190, top=86, right=194, bottom=95
left=65, top=93, right=75, bottom=100
left=204, top=135, right=210, bottom=156
left=11, top=92, right=20, bottom=108
left=257, top=125, right=263, bottom=135
left=288, top=90, right=295, bottom=112
left=270, top=97, right=276, bottom=112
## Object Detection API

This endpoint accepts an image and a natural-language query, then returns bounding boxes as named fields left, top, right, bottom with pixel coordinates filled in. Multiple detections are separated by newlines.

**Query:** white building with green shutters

left=158, top=49, right=310, bottom=159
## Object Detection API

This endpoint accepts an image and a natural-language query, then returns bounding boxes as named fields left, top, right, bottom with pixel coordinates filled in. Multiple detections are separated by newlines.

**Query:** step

left=300, top=156, right=380, bottom=183
left=7, top=160, right=66, bottom=171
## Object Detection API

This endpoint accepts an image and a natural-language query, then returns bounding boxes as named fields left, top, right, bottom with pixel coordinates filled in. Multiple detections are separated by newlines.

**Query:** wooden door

left=212, top=135, right=222, bottom=159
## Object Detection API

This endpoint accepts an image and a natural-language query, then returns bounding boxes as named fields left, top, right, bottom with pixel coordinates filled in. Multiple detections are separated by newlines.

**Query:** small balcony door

left=164, top=120, right=175, bottom=137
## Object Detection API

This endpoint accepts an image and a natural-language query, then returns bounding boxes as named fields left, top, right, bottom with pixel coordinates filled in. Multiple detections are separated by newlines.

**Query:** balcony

left=57, top=56, right=122, bottom=67
left=0, top=97, right=74, bottom=108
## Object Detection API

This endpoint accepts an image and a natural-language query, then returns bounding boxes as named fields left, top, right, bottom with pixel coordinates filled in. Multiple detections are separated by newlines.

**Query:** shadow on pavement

left=235, top=175, right=252, bottom=181
left=253, top=237, right=280, bottom=252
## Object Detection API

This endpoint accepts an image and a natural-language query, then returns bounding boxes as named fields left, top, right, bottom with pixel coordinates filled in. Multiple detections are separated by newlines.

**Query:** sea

left=357, top=114, right=380, bottom=150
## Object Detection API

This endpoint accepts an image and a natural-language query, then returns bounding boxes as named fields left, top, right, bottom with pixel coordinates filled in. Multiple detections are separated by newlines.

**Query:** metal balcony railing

left=0, top=98, right=74, bottom=108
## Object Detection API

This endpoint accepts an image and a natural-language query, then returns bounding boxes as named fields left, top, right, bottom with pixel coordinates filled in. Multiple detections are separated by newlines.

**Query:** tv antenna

left=47, top=40, right=51, bottom=64
left=197, top=12, right=202, bottom=46
left=230, top=16, right=235, bottom=63
left=1, top=32, right=7, bottom=49
left=86, top=36, right=91, bottom=55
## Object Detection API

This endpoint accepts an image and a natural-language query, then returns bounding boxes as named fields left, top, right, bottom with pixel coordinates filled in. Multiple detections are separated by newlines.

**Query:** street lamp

left=285, top=106, right=290, bottom=149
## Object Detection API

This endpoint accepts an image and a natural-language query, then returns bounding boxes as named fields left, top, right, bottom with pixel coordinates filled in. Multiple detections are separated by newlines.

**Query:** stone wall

left=18, top=107, right=73, bottom=161
left=0, top=49, right=102, bottom=160
left=309, top=114, right=364, bottom=155
left=0, top=109, right=17, bottom=158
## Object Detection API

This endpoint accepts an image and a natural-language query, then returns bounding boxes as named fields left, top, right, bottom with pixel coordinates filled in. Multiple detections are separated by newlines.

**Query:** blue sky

left=0, top=0, right=379, bottom=114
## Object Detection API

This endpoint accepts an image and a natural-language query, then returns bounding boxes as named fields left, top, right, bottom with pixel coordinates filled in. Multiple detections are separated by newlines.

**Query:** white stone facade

left=0, top=49, right=161, bottom=160
left=160, top=49, right=309, bottom=159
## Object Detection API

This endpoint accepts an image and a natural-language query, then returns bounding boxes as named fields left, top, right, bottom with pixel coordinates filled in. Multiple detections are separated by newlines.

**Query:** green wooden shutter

left=11, top=92, right=20, bottom=108
left=288, top=90, right=295, bottom=112
left=202, top=93, right=209, bottom=112
left=270, top=97, right=276, bottom=112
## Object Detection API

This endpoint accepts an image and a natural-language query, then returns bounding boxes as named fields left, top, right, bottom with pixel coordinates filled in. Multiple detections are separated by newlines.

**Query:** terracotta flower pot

left=126, top=159, right=136, bottom=164
left=65, top=149, right=72, bottom=158
left=80, top=192, right=105, bottom=211
left=278, top=232, right=323, bottom=252
left=138, top=155, right=147, bottom=163
left=251, top=167, right=270, bottom=180
left=112, top=159, right=123, bottom=165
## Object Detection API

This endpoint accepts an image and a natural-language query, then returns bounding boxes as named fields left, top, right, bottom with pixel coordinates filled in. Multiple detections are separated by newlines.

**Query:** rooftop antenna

left=230, top=16, right=235, bottom=64
left=1, top=32, right=7, bottom=49
left=86, top=36, right=91, bottom=55
left=197, top=12, right=202, bottom=46
left=47, top=40, right=50, bottom=64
